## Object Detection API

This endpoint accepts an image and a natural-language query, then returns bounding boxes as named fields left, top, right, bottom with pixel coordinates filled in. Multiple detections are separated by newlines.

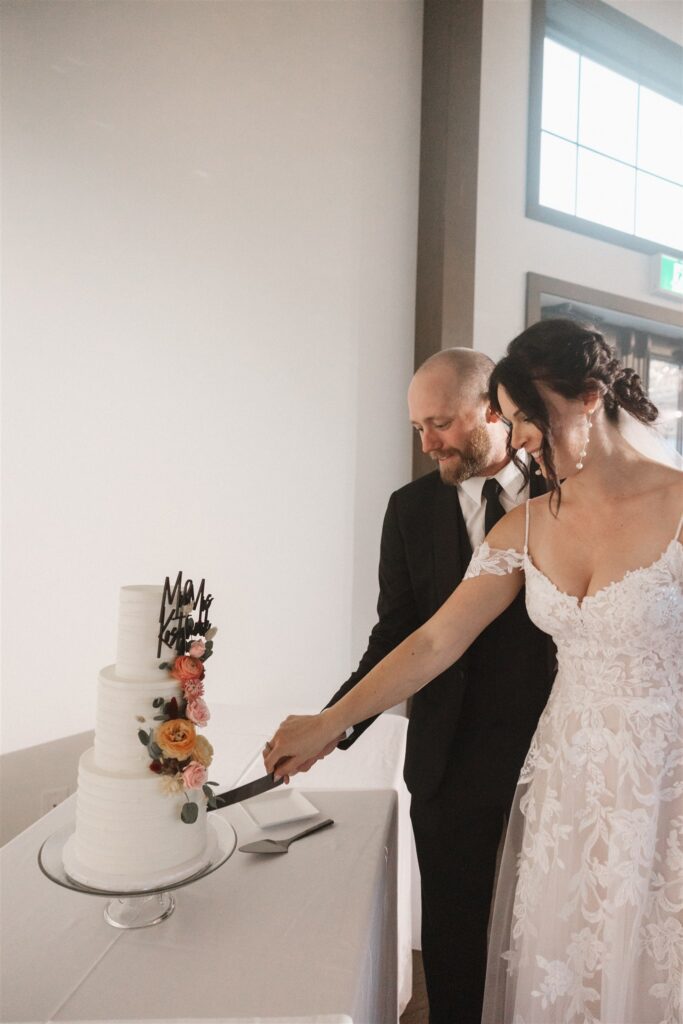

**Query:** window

left=528, top=0, right=683, bottom=256
left=527, top=273, right=683, bottom=457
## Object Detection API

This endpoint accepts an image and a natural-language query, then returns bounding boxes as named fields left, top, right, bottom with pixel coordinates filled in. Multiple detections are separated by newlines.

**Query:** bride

left=264, top=319, right=683, bottom=1024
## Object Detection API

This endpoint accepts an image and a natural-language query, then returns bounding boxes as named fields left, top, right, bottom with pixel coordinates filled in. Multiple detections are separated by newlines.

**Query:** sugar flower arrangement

left=137, top=577, right=219, bottom=823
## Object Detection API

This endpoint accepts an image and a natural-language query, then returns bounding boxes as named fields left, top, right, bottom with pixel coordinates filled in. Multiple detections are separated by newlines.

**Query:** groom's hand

left=262, top=734, right=344, bottom=783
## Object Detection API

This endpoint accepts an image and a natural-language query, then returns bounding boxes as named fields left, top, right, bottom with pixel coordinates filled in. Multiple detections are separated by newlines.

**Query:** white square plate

left=242, top=789, right=319, bottom=828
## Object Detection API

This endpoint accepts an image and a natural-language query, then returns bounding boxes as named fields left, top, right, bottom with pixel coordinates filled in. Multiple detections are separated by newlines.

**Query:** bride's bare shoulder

left=646, top=463, right=683, bottom=503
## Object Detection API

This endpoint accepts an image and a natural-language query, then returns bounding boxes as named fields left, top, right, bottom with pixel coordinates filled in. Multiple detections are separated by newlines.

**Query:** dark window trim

left=526, top=272, right=683, bottom=333
left=527, top=0, right=683, bottom=258
left=526, top=272, right=683, bottom=454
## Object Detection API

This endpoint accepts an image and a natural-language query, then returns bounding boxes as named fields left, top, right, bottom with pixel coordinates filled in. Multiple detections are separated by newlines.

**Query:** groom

left=295, top=349, right=555, bottom=1023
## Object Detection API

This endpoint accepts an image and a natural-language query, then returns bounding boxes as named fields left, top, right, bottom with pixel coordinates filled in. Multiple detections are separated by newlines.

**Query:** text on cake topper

left=157, top=571, right=213, bottom=657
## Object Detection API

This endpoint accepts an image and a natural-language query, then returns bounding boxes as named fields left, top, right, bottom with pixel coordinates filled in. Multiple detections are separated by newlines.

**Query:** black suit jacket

left=326, top=470, right=555, bottom=802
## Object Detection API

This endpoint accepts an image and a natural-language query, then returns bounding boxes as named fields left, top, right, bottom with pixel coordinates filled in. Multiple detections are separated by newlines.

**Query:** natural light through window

left=539, top=37, right=683, bottom=251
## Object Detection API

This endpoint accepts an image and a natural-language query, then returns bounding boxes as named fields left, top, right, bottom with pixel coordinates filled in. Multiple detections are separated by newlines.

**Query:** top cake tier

left=115, top=585, right=177, bottom=681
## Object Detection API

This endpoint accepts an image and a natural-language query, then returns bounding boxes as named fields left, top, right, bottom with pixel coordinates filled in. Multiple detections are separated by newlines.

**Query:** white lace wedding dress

left=468, top=504, right=683, bottom=1024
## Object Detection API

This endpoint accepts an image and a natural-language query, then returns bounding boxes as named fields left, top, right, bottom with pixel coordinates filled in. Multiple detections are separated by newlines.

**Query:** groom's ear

left=485, top=405, right=502, bottom=424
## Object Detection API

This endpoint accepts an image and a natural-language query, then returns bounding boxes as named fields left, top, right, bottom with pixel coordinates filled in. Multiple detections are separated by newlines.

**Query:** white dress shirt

left=456, top=454, right=529, bottom=550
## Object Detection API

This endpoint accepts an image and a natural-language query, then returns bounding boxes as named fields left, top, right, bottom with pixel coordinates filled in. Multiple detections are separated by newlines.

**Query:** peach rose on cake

left=182, top=761, right=208, bottom=790
left=192, top=735, right=214, bottom=768
left=155, top=718, right=197, bottom=759
left=170, top=655, right=205, bottom=685
left=187, top=697, right=210, bottom=727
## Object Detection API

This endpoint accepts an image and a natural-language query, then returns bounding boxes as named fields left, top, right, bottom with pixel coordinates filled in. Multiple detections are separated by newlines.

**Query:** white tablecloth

left=1, top=705, right=413, bottom=1024
left=1, top=789, right=397, bottom=1024
left=208, top=704, right=413, bottom=1013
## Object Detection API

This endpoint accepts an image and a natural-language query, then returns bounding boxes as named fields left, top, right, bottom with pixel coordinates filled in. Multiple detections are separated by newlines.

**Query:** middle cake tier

left=94, top=666, right=183, bottom=772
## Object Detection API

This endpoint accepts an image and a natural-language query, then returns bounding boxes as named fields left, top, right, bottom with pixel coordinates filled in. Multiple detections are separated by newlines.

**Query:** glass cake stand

left=38, top=815, right=237, bottom=929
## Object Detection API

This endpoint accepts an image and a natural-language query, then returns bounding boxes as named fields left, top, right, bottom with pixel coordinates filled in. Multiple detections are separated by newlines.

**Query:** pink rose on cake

left=187, top=698, right=210, bottom=727
left=155, top=718, right=197, bottom=759
left=192, top=735, right=214, bottom=768
left=170, top=655, right=205, bottom=685
left=182, top=677, right=205, bottom=700
left=182, top=761, right=208, bottom=790
left=189, top=639, right=206, bottom=658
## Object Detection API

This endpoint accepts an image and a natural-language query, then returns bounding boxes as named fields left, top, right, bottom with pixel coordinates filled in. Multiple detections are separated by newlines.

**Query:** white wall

left=474, top=0, right=683, bottom=360
left=2, top=0, right=422, bottom=753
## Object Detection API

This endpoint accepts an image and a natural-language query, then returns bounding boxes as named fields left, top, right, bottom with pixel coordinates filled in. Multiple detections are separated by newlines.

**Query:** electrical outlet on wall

left=41, top=786, right=70, bottom=814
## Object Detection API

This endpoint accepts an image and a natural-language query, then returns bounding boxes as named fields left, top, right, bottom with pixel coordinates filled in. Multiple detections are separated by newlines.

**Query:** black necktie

left=482, top=478, right=505, bottom=536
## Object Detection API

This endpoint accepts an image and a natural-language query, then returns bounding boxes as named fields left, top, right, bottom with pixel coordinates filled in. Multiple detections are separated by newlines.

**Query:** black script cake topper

left=157, top=571, right=213, bottom=661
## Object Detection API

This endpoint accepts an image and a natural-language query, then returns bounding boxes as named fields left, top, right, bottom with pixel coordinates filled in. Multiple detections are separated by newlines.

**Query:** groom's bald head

left=408, top=348, right=507, bottom=485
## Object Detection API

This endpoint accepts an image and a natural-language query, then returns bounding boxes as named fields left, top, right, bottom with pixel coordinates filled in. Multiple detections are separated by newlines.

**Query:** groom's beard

left=432, top=424, right=493, bottom=486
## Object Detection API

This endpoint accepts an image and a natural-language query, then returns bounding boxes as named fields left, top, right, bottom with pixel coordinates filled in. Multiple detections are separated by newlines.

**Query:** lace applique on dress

left=464, top=543, right=525, bottom=579
left=482, top=517, right=683, bottom=1024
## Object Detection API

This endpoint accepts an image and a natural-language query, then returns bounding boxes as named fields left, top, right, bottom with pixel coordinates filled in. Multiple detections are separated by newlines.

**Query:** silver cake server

left=238, top=818, right=334, bottom=854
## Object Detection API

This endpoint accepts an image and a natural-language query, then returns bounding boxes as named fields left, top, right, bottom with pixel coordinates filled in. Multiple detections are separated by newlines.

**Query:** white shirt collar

left=458, top=453, right=528, bottom=507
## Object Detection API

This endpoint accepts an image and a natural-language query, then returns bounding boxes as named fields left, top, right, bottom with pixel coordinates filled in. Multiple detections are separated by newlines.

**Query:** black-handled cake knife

left=209, top=772, right=285, bottom=810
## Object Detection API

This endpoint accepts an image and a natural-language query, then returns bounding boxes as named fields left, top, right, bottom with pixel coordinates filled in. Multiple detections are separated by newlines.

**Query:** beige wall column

left=414, top=0, right=484, bottom=476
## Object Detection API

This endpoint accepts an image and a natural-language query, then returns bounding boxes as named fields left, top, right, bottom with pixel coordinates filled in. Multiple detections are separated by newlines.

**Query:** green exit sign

left=653, top=253, right=683, bottom=300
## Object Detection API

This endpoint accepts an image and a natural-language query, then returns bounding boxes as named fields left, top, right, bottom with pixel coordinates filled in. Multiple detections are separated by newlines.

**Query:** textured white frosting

left=64, top=583, right=211, bottom=890
left=63, top=750, right=211, bottom=891
left=93, top=667, right=183, bottom=773
left=115, top=585, right=177, bottom=681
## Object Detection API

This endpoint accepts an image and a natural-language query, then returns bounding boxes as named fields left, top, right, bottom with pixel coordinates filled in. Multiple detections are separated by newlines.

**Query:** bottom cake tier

left=63, top=747, right=211, bottom=891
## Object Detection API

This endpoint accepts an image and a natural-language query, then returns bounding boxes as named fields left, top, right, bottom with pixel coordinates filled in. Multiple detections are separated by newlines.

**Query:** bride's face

left=497, top=384, right=592, bottom=479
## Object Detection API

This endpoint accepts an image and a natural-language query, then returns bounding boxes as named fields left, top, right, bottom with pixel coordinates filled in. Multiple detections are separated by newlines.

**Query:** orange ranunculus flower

left=170, top=655, right=205, bottom=685
left=192, top=735, right=214, bottom=768
left=155, top=719, right=197, bottom=759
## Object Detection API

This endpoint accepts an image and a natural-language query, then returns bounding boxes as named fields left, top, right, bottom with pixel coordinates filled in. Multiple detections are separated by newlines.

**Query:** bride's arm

left=264, top=506, right=527, bottom=777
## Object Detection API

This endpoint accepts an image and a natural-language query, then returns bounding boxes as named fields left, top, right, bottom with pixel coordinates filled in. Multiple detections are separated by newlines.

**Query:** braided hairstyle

left=489, top=318, right=658, bottom=505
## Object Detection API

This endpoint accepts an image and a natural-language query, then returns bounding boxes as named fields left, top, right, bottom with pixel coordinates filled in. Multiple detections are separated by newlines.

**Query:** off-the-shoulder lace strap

left=524, top=498, right=530, bottom=554
left=463, top=543, right=525, bottom=580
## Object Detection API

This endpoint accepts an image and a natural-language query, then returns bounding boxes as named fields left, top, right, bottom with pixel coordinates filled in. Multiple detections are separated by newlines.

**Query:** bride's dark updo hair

left=489, top=318, right=658, bottom=500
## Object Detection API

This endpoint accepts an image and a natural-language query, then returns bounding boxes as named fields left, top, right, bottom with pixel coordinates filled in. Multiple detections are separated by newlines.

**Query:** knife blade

left=209, top=772, right=285, bottom=810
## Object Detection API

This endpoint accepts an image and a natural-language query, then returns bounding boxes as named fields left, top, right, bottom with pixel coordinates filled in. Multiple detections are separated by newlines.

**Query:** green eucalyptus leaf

left=138, top=730, right=150, bottom=746
left=152, top=697, right=164, bottom=707
left=181, top=802, right=199, bottom=824
left=149, top=743, right=163, bottom=758
left=203, top=650, right=213, bottom=662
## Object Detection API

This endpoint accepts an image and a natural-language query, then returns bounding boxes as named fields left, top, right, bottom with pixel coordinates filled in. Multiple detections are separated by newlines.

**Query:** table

left=208, top=704, right=413, bottom=1014
left=1, top=705, right=413, bottom=1023
left=1, top=789, right=397, bottom=1024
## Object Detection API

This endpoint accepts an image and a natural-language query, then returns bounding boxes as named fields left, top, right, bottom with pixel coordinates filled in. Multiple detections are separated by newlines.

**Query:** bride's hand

left=264, top=712, right=338, bottom=780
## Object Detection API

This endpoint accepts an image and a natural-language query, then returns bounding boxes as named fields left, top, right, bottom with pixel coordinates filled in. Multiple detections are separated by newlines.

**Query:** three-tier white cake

left=63, top=585, right=213, bottom=891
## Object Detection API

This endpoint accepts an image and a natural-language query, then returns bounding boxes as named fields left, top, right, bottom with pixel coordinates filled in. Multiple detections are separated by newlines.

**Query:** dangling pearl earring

left=576, top=412, right=593, bottom=471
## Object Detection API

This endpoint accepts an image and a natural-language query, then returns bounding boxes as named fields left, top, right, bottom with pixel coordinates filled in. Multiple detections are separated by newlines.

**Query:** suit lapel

left=432, top=479, right=469, bottom=609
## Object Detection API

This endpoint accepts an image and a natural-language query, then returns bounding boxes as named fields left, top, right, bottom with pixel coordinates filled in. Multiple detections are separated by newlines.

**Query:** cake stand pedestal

left=38, top=815, right=237, bottom=929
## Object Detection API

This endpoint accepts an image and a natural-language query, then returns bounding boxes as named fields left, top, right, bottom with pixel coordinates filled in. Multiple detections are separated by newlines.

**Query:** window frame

left=526, top=272, right=683, bottom=455
left=527, top=0, right=683, bottom=257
